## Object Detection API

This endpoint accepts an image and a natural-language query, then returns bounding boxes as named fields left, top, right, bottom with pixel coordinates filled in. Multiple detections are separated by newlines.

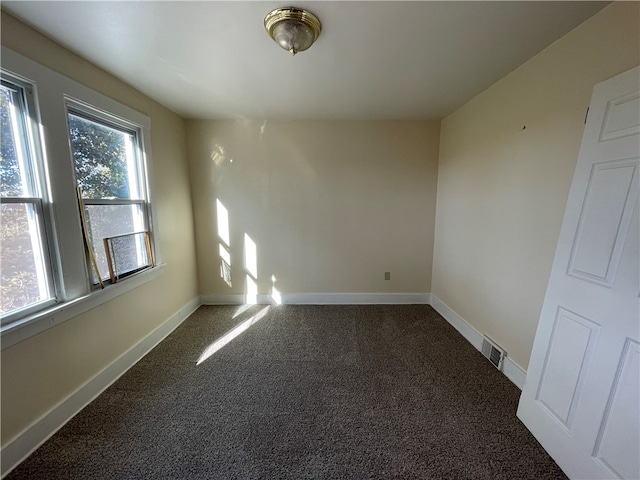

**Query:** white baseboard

left=200, top=294, right=272, bottom=305
left=429, top=294, right=526, bottom=390
left=283, top=293, right=432, bottom=305
left=430, top=295, right=483, bottom=350
left=201, top=292, right=432, bottom=305
left=0, top=296, right=201, bottom=479
left=502, top=356, right=527, bottom=390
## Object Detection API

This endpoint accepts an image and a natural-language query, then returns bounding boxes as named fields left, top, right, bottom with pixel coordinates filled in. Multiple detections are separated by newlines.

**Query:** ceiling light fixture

left=264, top=7, right=321, bottom=56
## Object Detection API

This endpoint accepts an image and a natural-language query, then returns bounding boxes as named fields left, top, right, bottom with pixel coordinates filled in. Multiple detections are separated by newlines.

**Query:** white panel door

left=517, top=66, right=640, bottom=480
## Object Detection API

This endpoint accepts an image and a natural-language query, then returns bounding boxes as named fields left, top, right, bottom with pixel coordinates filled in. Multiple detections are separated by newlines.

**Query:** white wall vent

left=481, top=335, right=505, bottom=371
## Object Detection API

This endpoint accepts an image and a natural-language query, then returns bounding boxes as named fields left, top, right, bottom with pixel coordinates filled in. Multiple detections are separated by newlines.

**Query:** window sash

left=1, top=78, right=40, bottom=198
left=0, top=197, right=56, bottom=324
left=65, top=100, right=152, bottom=288
left=67, top=101, right=148, bottom=203
left=82, top=199, right=146, bottom=206
left=1, top=75, right=57, bottom=323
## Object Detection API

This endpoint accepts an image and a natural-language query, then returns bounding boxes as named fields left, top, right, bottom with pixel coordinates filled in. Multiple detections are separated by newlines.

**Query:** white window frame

left=1, top=47, right=164, bottom=349
left=0, top=74, right=57, bottom=321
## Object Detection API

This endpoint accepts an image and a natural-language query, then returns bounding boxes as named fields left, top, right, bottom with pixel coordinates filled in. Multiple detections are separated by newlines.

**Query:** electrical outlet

left=384, top=272, right=390, bottom=281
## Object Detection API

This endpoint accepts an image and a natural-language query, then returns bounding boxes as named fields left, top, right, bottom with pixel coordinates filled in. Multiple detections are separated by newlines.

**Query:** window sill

left=1, top=263, right=166, bottom=350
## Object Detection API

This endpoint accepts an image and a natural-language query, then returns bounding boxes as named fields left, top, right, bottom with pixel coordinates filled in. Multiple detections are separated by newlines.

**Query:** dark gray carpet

left=6, top=305, right=567, bottom=479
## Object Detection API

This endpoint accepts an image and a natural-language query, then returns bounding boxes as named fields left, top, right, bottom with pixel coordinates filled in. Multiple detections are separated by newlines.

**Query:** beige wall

left=1, top=14, right=199, bottom=444
left=2, top=0, right=637, bottom=450
left=188, top=120, right=440, bottom=297
left=432, top=2, right=640, bottom=370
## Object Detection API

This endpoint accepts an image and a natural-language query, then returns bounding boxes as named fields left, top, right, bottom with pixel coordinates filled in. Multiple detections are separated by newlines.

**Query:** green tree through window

left=1, top=79, right=52, bottom=318
left=69, top=114, right=134, bottom=200
left=1, top=87, right=22, bottom=197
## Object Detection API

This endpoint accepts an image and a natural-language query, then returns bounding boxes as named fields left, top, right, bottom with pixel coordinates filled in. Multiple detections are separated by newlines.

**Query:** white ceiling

left=2, top=1, right=608, bottom=120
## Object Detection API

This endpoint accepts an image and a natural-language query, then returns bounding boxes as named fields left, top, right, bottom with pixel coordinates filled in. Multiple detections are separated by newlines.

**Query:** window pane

left=1, top=202, right=51, bottom=316
left=1, top=84, right=27, bottom=197
left=84, top=203, right=145, bottom=282
left=68, top=113, right=141, bottom=200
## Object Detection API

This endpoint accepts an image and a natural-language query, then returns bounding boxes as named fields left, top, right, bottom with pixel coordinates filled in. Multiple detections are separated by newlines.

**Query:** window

left=0, top=77, right=55, bottom=322
left=67, top=105, right=151, bottom=284
left=1, top=47, right=161, bottom=345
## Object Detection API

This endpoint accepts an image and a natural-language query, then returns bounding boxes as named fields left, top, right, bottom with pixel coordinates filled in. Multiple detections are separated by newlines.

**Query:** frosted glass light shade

left=264, top=7, right=321, bottom=56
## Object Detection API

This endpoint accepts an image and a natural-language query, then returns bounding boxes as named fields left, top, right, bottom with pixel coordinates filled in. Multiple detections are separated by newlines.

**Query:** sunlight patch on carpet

left=197, top=306, right=270, bottom=365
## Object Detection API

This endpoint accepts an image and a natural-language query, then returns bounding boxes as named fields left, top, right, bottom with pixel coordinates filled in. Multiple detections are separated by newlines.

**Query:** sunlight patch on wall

left=216, top=199, right=232, bottom=287
left=210, top=144, right=232, bottom=166
left=244, top=233, right=257, bottom=279
left=216, top=199, right=230, bottom=246
left=271, top=274, right=282, bottom=305
left=244, top=233, right=258, bottom=304
left=246, top=275, right=258, bottom=305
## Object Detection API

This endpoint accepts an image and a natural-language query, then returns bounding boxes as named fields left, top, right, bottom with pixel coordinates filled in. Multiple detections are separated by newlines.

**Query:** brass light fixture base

left=264, top=7, right=322, bottom=55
